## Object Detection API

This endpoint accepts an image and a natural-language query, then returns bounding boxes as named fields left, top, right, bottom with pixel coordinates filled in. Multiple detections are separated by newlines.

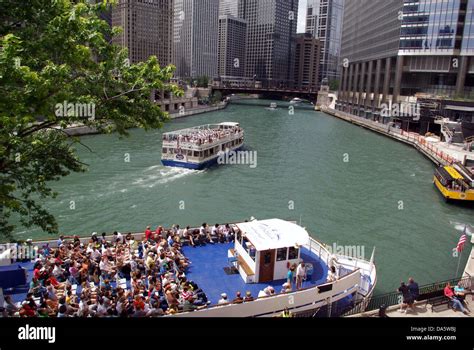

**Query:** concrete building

left=305, top=0, right=344, bottom=86
left=218, top=15, right=247, bottom=78
left=112, top=0, right=173, bottom=65
left=238, top=0, right=299, bottom=88
left=336, top=0, right=474, bottom=126
left=173, top=0, right=219, bottom=79
left=293, top=33, right=322, bottom=91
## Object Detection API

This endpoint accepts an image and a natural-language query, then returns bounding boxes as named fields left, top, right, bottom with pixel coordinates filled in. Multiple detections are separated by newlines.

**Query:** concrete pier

left=322, top=106, right=474, bottom=167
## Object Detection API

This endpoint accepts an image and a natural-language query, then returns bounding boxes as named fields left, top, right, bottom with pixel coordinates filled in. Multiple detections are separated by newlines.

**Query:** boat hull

left=434, top=177, right=474, bottom=201
left=161, top=146, right=244, bottom=170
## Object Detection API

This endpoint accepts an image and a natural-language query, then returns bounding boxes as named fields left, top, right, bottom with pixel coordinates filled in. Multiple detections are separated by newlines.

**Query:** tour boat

left=266, top=102, right=278, bottom=110
left=434, top=163, right=474, bottom=202
left=161, top=122, right=244, bottom=170
left=6, top=218, right=377, bottom=317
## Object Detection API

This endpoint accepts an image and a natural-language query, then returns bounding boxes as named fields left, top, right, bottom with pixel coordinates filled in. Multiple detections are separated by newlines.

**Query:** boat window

left=187, top=150, right=192, bottom=156
left=204, top=149, right=209, bottom=157
left=288, top=247, right=299, bottom=260
left=162, top=148, right=167, bottom=154
left=193, top=151, right=199, bottom=157
left=263, top=251, right=272, bottom=264
left=209, top=148, right=214, bottom=155
left=277, top=248, right=288, bottom=261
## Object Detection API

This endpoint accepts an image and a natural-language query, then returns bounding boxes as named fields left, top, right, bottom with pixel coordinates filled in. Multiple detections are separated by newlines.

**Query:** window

left=277, top=248, right=288, bottom=261
left=162, top=148, right=167, bottom=154
left=263, top=252, right=272, bottom=265
left=288, top=247, right=299, bottom=260
left=193, top=151, right=199, bottom=157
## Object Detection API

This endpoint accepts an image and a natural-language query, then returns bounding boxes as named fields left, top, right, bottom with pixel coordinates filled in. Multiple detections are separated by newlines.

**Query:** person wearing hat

left=218, top=293, right=228, bottom=305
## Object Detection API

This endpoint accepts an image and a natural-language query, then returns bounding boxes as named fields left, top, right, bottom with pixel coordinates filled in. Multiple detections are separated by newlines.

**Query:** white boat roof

left=236, top=219, right=309, bottom=251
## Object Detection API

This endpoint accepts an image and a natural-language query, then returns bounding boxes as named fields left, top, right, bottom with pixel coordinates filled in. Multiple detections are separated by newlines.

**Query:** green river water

left=11, top=100, right=474, bottom=294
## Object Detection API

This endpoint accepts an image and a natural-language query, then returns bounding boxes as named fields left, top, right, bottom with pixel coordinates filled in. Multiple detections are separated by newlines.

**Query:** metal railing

left=343, top=276, right=471, bottom=316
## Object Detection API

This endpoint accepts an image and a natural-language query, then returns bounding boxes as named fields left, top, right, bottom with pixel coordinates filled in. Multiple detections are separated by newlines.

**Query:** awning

left=445, top=166, right=464, bottom=180
left=236, top=219, right=309, bottom=251
left=445, top=105, right=474, bottom=112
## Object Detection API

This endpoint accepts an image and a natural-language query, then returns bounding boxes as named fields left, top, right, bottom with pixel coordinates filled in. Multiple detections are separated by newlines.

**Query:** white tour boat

left=161, top=122, right=244, bottom=169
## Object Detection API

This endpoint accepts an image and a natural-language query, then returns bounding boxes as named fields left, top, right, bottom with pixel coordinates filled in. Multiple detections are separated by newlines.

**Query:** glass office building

left=337, top=0, right=474, bottom=123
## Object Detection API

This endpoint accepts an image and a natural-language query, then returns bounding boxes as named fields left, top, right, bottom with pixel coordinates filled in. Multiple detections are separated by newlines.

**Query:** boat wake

left=133, top=166, right=203, bottom=188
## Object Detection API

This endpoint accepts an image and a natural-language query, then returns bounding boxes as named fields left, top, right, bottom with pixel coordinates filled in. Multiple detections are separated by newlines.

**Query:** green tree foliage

left=0, top=0, right=182, bottom=240
left=195, top=75, right=209, bottom=88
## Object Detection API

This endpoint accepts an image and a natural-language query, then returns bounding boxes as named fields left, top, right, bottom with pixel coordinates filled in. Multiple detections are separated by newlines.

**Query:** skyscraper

left=305, top=0, right=344, bottom=86
left=173, top=0, right=219, bottom=79
left=219, top=0, right=239, bottom=16
left=218, top=15, right=247, bottom=78
left=239, top=0, right=299, bottom=88
left=112, top=0, right=173, bottom=65
left=293, top=33, right=322, bottom=90
left=336, top=0, right=474, bottom=123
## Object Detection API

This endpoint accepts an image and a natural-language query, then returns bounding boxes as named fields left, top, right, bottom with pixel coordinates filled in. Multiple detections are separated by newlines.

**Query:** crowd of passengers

left=1, top=223, right=288, bottom=317
left=163, top=127, right=242, bottom=146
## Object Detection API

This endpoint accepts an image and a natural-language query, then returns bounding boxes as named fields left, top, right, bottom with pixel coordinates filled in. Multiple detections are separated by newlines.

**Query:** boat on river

left=434, top=163, right=474, bottom=202
left=161, top=122, right=244, bottom=170
left=4, top=218, right=377, bottom=317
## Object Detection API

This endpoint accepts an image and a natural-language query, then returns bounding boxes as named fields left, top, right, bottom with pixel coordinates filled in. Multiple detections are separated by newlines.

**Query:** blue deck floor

left=6, top=243, right=329, bottom=307
left=182, top=243, right=328, bottom=304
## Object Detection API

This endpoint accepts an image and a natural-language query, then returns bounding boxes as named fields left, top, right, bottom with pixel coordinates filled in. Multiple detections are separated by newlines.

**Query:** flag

left=455, top=230, right=468, bottom=253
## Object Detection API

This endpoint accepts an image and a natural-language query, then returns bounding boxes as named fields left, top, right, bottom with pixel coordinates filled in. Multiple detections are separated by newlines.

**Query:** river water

left=12, top=100, right=473, bottom=294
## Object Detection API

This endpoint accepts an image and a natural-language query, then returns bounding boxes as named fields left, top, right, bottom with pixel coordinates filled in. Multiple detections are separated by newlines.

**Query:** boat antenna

left=299, top=214, right=302, bottom=226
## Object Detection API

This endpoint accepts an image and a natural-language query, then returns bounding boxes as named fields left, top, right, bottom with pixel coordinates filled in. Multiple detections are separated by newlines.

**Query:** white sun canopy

left=236, top=219, right=309, bottom=251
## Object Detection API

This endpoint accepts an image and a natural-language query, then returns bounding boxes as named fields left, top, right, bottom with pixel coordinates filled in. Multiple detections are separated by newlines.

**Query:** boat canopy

left=236, top=219, right=309, bottom=251
left=445, top=166, right=464, bottom=180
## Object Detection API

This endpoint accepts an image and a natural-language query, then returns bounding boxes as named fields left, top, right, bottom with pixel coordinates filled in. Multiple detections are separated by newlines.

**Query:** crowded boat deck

left=1, top=219, right=376, bottom=317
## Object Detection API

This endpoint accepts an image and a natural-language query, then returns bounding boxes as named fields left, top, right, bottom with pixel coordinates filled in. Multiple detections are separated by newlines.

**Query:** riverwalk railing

left=322, top=107, right=459, bottom=166
left=342, top=276, right=471, bottom=316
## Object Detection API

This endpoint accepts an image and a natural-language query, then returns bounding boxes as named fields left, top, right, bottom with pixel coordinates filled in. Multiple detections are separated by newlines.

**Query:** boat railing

left=163, top=132, right=244, bottom=150
left=175, top=266, right=363, bottom=317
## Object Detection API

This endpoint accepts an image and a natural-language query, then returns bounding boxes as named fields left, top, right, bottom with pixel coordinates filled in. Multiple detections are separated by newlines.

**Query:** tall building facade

left=218, top=15, right=247, bottom=77
left=239, top=0, right=299, bottom=88
left=305, top=0, right=344, bottom=85
left=173, top=0, right=219, bottom=79
left=293, top=33, right=322, bottom=90
left=336, top=0, right=474, bottom=123
left=219, top=0, right=239, bottom=16
left=112, top=0, right=173, bottom=65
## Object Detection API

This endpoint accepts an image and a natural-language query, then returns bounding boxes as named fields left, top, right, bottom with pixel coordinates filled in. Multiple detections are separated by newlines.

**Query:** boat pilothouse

left=161, top=122, right=244, bottom=169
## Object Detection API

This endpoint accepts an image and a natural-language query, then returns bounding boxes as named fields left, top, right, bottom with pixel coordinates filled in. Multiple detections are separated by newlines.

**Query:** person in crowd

left=296, top=262, right=306, bottom=290
left=445, top=283, right=469, bottom=314
left=398, top=281, right=415, bottom=314
left=327, top=266, right=338, bottom=283
left=281, top=283, right=292, bottom=294
left=244, top=291, right=254, bottom=302
left=407, top=277, right=419, bottom=302
left=218, top=293, right=228, bottom=305
left=287, top=265, right=295, bottom=290
left=232, top=291, right=244, bottom=304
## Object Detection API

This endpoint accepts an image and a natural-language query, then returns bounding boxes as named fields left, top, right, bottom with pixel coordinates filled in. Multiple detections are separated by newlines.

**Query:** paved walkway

left=322, top=107, right=474, bottom=167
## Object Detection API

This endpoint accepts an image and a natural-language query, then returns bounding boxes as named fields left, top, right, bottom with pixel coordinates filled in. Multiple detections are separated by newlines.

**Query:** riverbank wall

left=64, top=102, right=229, bottom=136
left=321, top=106, right=471, bottom=167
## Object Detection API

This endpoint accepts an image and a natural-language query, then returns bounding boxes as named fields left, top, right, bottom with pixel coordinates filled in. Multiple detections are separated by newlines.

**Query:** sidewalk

left=322, top=107, right=474, bottom=167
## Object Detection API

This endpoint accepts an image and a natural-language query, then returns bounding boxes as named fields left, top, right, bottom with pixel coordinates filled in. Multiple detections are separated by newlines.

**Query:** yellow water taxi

left=434, top=163, right=474, bottom=202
